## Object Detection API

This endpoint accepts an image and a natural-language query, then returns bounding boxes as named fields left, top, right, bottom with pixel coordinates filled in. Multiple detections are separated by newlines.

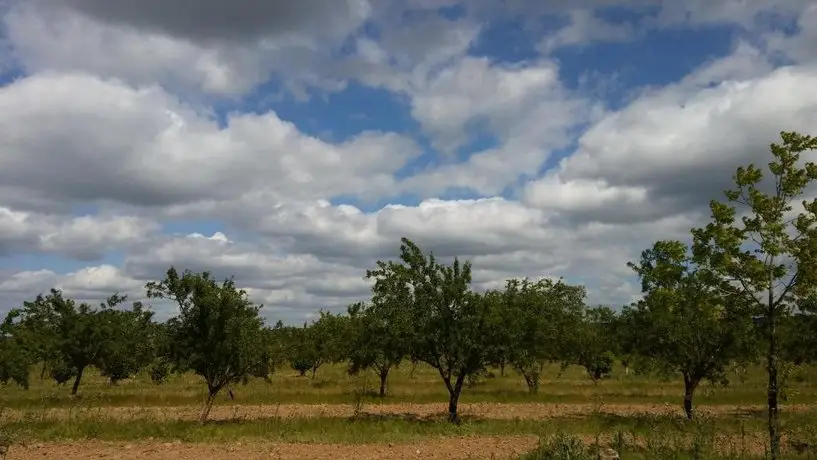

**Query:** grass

left=2, top=363, right=817, bottom=458
left=0, top=411, right=808, bottom=444
left=3, top=362, right=816, bottom=409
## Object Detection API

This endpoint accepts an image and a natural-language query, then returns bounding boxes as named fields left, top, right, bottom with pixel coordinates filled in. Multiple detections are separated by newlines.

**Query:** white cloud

left=3, top=0, right=375, bottom=97
left=0, top=72, right=420, bottom=212
left=2, top=0, right=817, bottom=325
left=0, top=207, right=158, bottom=260
left=399, top=57, right=595, bottom=196
left=538, top=9, right=636, bottom=53
left=553, top=64, right=817, bottom=205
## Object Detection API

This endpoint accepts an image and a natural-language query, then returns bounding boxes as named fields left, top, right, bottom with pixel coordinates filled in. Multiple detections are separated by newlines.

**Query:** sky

left=1, top=0, right=816, bottom=324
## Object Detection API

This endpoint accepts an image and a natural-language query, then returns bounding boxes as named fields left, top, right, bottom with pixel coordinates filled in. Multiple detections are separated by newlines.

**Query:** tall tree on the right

left=692, top=131, right=817, bottom=459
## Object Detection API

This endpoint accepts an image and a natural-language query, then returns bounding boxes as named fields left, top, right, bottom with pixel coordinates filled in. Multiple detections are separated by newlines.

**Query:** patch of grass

left=2, top=410, right=816, bottom=447
left=4, top=363, right=817, bottom=409
left=2, top=416, right=544, bottom=444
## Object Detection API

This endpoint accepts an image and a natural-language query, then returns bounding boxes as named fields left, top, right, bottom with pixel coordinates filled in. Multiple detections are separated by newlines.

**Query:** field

left=3, top=363, right=817, bottom=459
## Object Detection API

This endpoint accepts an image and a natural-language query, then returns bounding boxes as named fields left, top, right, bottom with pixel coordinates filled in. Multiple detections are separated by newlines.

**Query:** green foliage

left=493, top=278, right=586, bottom=393
left=0, top=314, right=31, bottom=389
left=367, top=237, right=490, bottom=423
left=0, top=335, right=29, bottom=389
left=149, top=359, right=171, bottom=385
left=49, top=360, right=76, bottom=386
left=691, top=130, right=817, bottom=459
left=146, top=267, right=270, bottom=421
left=4, top=289, right=131, bottom=395
left=346, top=299, right=410, bottom=397
left=96, top=302, right=156, bottom=384
left=567, top=305, right=617, bottom=383
left=310, top=311, right=351, bottom=371
left=247, top=327, right=285, bottom=383
left=517, top=433, right=594, bottom=460
left=626, top=239, right=756, bottom=418
left=282, top=323, right=321, bottom=377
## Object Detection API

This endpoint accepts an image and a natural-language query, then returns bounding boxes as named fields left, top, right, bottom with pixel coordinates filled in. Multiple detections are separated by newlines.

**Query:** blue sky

left=0, top=0, right=815, bottom=322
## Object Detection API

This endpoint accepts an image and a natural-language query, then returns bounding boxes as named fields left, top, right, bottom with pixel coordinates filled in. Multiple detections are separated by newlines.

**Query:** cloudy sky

left=1, top=0, right=816, bottom=323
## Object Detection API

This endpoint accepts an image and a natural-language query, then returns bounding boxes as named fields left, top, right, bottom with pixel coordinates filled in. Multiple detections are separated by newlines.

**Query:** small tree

left=569, top=306, right=616, bottom=383
left=499, top=278, right=586, bottom=393
left=0, top=321, right=30, bottom=389
left=283, top=323, right=317, bottom=376
left=691, top=131, right=817, bottom=458
left=367, top=237, right=490, bottom=423
left=5, top=289, right=125, bottom=395
left=308, top=310, right=350, bottom=378
left=482, top=290, right=513, bottom=377
left=627, top=240, right=756, bottom=418
left=146, top=267, right=269, bottom=422
left=96, top=302, right=157, bottom=384
left=346, top=300, right=409, bottom=397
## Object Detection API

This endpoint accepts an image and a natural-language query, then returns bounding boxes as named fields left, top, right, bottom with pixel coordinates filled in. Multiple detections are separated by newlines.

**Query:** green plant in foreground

left=518, top=433, right=595, bottom=460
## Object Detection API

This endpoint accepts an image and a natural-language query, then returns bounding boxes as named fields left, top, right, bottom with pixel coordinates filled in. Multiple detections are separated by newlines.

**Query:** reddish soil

left=7, top=435, right=540, bottom=459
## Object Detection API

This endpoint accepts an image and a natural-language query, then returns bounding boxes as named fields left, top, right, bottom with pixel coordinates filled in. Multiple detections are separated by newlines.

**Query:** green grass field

left=2, top=363, right=817, bottom=459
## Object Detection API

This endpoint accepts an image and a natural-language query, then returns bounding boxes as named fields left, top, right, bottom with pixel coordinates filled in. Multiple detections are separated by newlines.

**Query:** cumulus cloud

left=0, top=208, right=159, bottom=260
left=1, top=0, right=817, bottom=324
left=538, top=9, right=636, bottom=53
left=399, top=57, right=595, bottom=196
left=54, top=0, right=371, bottom=44
left=533, top=63, right=817, bottom=223
left=0, top=72, right=420, bottom=212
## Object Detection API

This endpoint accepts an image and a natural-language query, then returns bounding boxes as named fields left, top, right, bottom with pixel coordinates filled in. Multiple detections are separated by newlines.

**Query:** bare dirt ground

left=2, top=401, right=810, bottom=422
left=7, top=435, right=539, bottom=459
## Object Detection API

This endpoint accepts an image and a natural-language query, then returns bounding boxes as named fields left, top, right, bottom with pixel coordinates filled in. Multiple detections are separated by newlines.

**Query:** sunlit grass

left=2, top=409, right=814, bottom=445
left=3, top=362, right=815, bottom=410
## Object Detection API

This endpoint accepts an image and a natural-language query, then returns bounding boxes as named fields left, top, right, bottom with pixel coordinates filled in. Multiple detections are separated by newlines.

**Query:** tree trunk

left=409, top=361, right=418, bottom=380
left=767, top=300, right=781, bottom=460
left=311, top=365, right=317, bottom=379
left=70, top=366, right=85, bottom=395
left=446, top=374, right=466, bottom=424
left=523, top=371, right=539, bottom=394
left=683, top=374, right=699, bottom=420
left=500, top=362, right=506, bottom=377
left=378, top=367, right=389, bottom=397
left=589, top=367, right=601, bottom=385
left=200, top=390, right=217, bottom=422
left=298, top=368, right=306, bottom=377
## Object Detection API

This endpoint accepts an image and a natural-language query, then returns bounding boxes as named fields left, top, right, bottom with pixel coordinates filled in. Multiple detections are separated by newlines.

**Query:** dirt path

left=3, top=401, right=810, bottom=422
left=6, top=436, right=539, bottom=459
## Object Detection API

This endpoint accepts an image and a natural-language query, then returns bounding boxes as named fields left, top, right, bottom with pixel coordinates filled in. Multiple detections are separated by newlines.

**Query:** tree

left=282, top=313, right=348, bottom=379
left=569, top=306, right=616, bottom=383
left=482, top=290, right=513, bottom=377
left=309, top=310, right=350, bottom=378
left=284, top=323, right=317, bottom=377
left=779, top=310, right=817, bottom=365
left=4, top=289, right=126, bottom=395
left=346, top=300, right=410, bottom=397
left=367, top=237, right=490, bottom=424
left=626, top=240, right=756, bottom=418
left=249, top=326, right=286, bottom=383
left=0, top=320, right=30, bottom=389
left=96, top=302, right=157, bottom=384
left=691, top=131, right=817, bottom=458
left=498, top=278, right=586, bottom=393
left=146, top=267, right=270, bottom=422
